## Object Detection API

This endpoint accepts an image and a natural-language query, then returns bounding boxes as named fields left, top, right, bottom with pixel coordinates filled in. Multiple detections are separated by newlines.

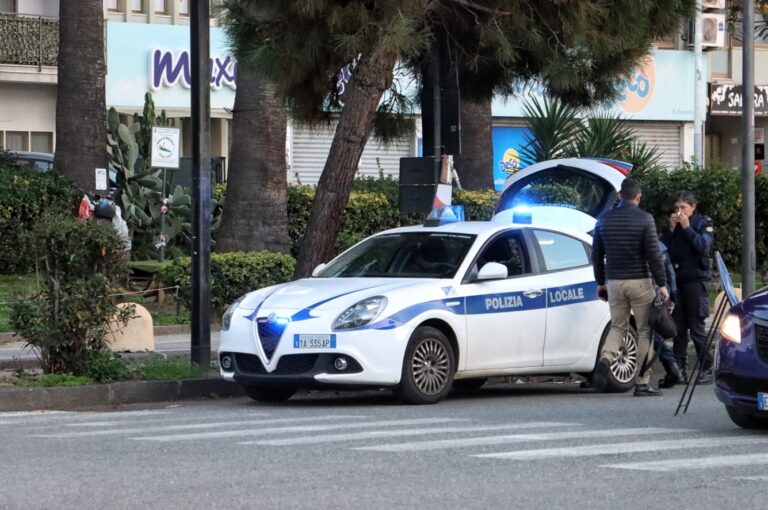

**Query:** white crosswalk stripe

left=355, top=427, right=688, bottom=453
left=605, top=453, right=768, bottom=472
left=132, top=417, right=470, bottom=442
left=244, top=422, right=573, bottom=447
left=475, top=436, right=768, bottom=460
left=33, top=414, right=367, bottom=439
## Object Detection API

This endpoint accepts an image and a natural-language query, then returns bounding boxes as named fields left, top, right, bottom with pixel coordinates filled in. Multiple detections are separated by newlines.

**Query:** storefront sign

left=492, top=127, right=531, bottom=191
left=710, top=84, right=768, bottom=116
left=150, top=50, right=237, bottom=91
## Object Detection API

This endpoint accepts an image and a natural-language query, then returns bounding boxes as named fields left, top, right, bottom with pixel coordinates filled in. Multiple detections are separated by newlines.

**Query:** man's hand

left=597, top=285, right=608, bottom=301
left=658, top=286, right=670, bottom=301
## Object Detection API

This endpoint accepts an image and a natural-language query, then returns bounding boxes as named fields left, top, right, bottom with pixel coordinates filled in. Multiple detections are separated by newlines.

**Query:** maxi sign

left=106, top=21, right=236, bottom=110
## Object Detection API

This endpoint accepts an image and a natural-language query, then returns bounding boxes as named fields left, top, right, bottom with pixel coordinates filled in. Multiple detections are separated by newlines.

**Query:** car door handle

left=523, top=289, right=543, bottom=298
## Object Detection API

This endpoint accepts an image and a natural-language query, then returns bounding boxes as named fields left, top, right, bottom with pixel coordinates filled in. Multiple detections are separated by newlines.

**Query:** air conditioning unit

left=688, top=13, right=726, bottom=48
left=701, top=0, right=725, bottom=9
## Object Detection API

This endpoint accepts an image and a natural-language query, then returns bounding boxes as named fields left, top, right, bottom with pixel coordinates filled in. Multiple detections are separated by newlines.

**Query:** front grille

left=755, top=324, right=768, bottom=364
left=274, top=355, right=319, bottom=375
left=233, top=353, right=319, bottom=376
left=717, top=372, right=768, bottom=395
left=256, top=317, right=288, bottom=360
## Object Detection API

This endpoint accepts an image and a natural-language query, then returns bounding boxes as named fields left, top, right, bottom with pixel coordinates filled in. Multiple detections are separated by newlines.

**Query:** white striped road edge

left=242, top=422, right=574, bottom=447
left=131, top=417, right=472, bottom=443
left=606, top=453, right=768, bottom=472
left=355, top=427, right=691, bottom=453
left=475, top=436, right=768, bottom=461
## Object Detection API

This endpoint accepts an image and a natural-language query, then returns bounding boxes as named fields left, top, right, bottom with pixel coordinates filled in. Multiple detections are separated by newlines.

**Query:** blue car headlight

left=221, top=295, right=247, bottom=331
left=332, top=296, right=388, bottom=330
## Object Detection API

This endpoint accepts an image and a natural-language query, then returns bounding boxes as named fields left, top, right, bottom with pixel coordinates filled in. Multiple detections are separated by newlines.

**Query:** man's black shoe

left=658, top=365, right=684, bottom=388
left=634, top=384, right=663, bottom=397
left=592, top=358, right=611, bottom=393
left=696, top=369, right=714, bottom=385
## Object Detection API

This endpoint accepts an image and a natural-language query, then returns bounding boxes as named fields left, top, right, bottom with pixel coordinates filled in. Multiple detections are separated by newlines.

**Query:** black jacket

left=592, top=201, right=667, bottom=287
left=661, top=212, right=714, bottom=283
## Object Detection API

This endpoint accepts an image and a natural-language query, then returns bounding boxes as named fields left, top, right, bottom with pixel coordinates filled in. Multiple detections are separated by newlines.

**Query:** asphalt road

left=1, top=381, right=764, bottom=510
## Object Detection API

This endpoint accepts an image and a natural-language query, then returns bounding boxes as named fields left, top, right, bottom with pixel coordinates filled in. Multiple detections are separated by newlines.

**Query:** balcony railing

left=0, top=13, right=58, bottom=67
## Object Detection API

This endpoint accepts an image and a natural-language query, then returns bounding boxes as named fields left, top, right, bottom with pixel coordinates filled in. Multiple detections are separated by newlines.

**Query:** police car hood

left=245, top=278, right=435, bottom=312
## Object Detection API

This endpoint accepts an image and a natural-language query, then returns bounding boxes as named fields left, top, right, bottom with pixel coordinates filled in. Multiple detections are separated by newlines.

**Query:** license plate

left=294, top=334, right=336, bottom=349
left=758, top=393, right=768, bottom=411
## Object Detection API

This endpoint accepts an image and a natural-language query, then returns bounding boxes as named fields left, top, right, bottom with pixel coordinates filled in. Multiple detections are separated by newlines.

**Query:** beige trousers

left=602, top=278, right=655, bottom=386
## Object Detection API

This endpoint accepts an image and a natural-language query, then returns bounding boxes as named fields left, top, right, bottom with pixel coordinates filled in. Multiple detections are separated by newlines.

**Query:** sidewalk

left=0, top=329, right=238, bottom=412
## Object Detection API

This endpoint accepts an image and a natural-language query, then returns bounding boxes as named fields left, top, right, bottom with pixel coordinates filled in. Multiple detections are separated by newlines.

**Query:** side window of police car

left=532, top=230, right=589, bottom=271
left=473, top=233, right=529, bottom=279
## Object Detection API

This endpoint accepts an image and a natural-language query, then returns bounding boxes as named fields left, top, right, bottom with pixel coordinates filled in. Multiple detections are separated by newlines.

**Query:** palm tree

left=216, top=65, right=290, bottom=253
left=454, top=97, right=494, bottom=190
left=55, top=0, right=106, bottom=192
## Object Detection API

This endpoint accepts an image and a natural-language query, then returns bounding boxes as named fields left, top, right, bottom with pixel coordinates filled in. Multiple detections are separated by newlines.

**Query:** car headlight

left=221, top=295, right=247, bottom=331
left=720, top=313, right=741, bottom=344
left=332, top=296, right=388, bottom=330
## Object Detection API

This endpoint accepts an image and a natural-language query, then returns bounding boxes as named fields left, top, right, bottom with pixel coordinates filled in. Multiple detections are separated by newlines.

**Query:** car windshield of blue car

left=318, top=232, right=476, bottom=278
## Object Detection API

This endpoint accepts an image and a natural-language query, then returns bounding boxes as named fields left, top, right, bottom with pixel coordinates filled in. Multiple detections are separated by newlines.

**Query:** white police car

left=219, top=158, right=639, bottom=404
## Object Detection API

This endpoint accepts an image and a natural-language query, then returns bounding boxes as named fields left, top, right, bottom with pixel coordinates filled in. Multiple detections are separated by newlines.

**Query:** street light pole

left=693, top=0, right=704, bottom=164
left=742, top=0, right=756, bottom=298
left=190, top=1, right=212, bottom=368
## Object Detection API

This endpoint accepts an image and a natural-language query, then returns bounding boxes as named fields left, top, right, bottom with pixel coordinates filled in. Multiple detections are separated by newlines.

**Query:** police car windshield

left=318, top=232, right=476, bottom=278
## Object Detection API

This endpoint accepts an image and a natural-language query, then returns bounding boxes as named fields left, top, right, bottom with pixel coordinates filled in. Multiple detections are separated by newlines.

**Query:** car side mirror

left=311, top=263, right=327, bottom=277
left=476, top=262, right=508, bottom=281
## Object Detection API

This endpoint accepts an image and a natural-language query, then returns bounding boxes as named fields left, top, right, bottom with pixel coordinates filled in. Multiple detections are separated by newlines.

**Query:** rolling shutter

left=625, top=121, right=683, bottom=170
left=290, top=121, right=415, bottom=186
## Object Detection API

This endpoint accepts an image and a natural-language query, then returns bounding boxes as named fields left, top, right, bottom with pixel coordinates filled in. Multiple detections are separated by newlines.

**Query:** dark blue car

left=714, top=252, right=768, bottom=429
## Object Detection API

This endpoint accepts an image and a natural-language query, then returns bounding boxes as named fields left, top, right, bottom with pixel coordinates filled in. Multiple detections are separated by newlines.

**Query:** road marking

left=735, top=475, right=768, bottom=481
left=356, top=427, right=689, bottom=452
left=606, top=453, right=768, bottom=471
left=475, top=436, right=768, bottom=460
left=33, top=415, right=367, bottom=439
left=0, top=409, right=175, bottom=426
left=132, top=418, right=470, bottom=442
left=244, top=422, right=574, bottom=446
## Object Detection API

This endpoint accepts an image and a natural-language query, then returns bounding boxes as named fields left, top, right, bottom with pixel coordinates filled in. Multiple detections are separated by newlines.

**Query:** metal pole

left=190, top=1, right=211, bottom=368
left=742, top=0, right=756, bottom=298
left=693, top=0, right=704, bottom=164
left=431, top=39, right=441, bottom=178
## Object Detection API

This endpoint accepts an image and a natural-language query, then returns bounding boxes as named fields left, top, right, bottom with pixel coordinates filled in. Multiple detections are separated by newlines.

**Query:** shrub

left=160, top=250, right=296, bottom=316
left=0, top=162, right=79, bottom=274
left=81, top=349, right=130, bottom=383
left=453, top=189, right=499, bottom=220
left=9, top=214, right=133, bottom=374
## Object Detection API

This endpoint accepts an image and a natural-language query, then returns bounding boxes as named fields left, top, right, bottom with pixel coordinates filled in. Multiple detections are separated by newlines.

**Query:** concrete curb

left=0, top=377, right=244, bottom=412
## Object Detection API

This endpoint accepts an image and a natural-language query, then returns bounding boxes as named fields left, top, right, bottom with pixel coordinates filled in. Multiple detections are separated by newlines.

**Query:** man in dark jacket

left=661, top=190, right=715, bottom=385
left=592, top=178, right=669, bottom=396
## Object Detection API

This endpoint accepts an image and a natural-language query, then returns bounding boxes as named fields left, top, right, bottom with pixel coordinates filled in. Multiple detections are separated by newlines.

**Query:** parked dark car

left=714, top=252, right=768, bottom=429
left=10, top=151, right=54, bottom=172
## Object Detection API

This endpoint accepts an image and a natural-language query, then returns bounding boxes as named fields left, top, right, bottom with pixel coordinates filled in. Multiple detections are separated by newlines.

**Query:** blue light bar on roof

left=424, top=205, right=459, bottom=227
left=512, top=205, right=532, bottom=224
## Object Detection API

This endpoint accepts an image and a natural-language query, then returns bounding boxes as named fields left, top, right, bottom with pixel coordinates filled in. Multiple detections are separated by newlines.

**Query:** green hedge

left=160, top=250, right=295, bottom=317
left=0, top=160, right=80, bottom=274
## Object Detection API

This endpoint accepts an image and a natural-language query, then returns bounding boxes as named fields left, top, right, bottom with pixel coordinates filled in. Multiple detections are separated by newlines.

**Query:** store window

left=30, top=132, right=53, bottom=153
left=154, top=0, right=166, bottom=14
left=5, top=132, right=28, bottom=152
left=0, top=0, right=16, bottom=14
left=106, top=0, right=120, bottom=11
left=132, top=0, right=144, bottom=13
left=178, top=0, right=188, bottom=15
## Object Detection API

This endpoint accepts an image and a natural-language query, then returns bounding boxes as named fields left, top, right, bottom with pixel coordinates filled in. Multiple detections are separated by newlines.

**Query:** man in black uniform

left=661, top=191, right=715, bottom=385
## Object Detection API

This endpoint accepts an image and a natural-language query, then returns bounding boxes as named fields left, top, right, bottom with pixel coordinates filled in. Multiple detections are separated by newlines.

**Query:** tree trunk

left=217, top=66, right=290, bottom=253
left=454, top=96, right=494, bottom=190
left=293, top=48, right=397, bottom=279
left=55, top=0, right=106, bottom=193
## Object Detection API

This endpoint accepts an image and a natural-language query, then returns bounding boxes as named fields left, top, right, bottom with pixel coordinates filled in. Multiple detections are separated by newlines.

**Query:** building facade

left=1, top=0, right=766, bottom=184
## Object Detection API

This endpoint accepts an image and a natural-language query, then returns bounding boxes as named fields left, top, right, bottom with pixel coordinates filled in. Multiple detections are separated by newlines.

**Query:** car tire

left=243, top=385, right=296, bottom=402
left=395, top=326, right=456, bottom=405
left=592, top=323, right=639, bottom=393
left=452, top=378, right=488, bottom=392
left=725, top=405, right=768, bottom=430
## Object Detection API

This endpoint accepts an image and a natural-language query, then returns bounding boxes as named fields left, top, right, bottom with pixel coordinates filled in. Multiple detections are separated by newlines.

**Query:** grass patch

left=20, top=373, right=95, bottom=387
left=130, top=355, right=206, bottom=381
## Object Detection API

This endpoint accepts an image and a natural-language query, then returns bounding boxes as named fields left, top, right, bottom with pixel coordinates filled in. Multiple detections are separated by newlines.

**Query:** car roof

left=376, top=220, right=593, bottom=244
left=11, top=151, right=54, bottom=161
